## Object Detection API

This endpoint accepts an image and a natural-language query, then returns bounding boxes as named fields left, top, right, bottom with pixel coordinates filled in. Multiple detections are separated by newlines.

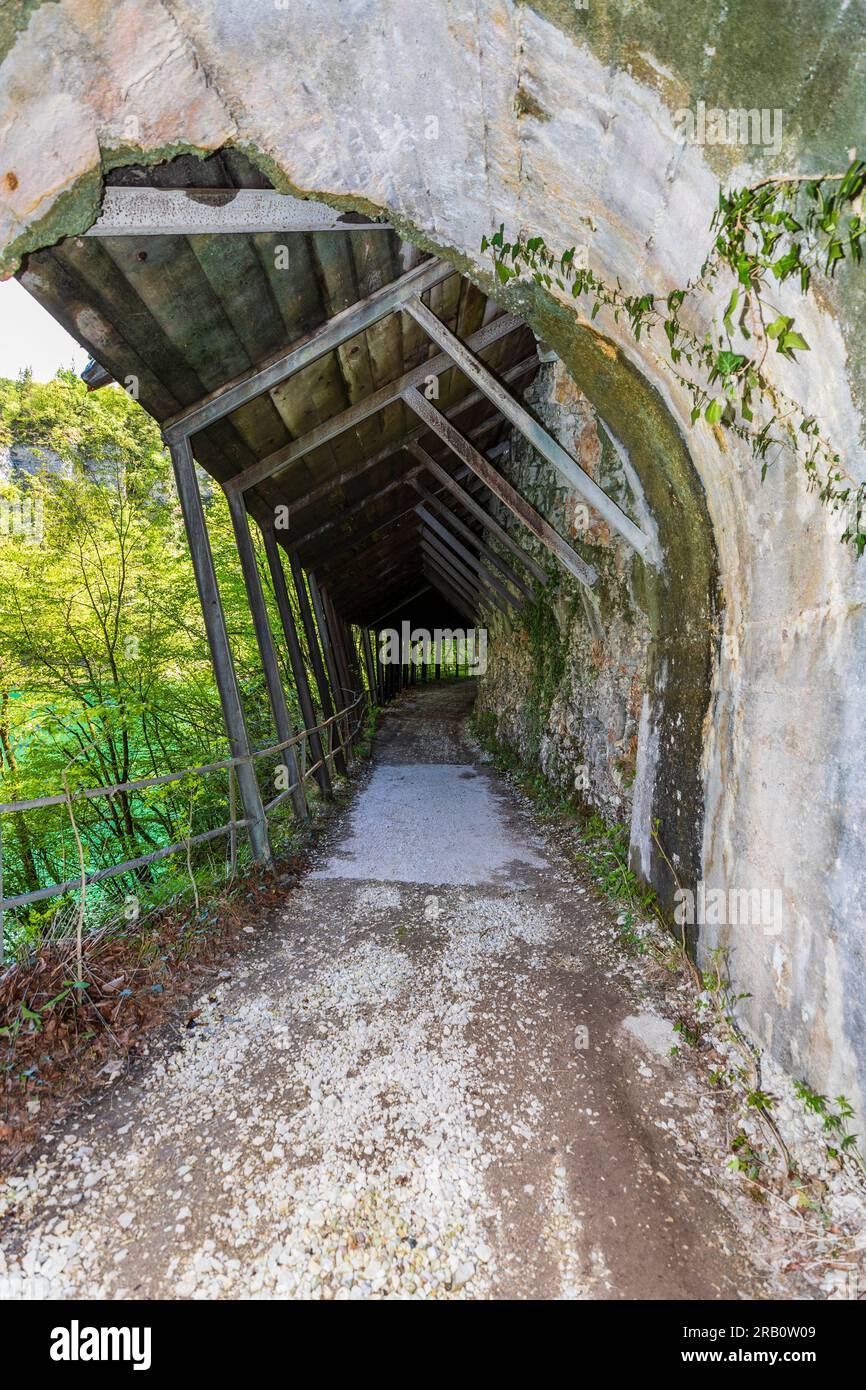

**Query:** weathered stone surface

left=1, top=0, right=864, bottom=1125
left=477, top=361, right=653, bottom=824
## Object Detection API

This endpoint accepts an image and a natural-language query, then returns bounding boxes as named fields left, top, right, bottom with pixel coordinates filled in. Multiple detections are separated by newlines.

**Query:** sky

left=0, top=277, right=89, bottom=381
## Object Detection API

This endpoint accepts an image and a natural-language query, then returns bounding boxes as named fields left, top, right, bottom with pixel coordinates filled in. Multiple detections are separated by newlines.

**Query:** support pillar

left=361, top=627, right=377, bottom=706
left=309, top=573, right=352, bottom=768
left=169, top=438, right=271, bottom=865
left=225, top=490, right=308, bottom=824
left=262, top=526, right=332, bottom=800
left=289, top=555, right=347, bottom=777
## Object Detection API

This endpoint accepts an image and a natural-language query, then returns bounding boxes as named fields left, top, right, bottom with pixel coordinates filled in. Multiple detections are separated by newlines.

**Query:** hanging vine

left=482, top=160, right=866, bottom=556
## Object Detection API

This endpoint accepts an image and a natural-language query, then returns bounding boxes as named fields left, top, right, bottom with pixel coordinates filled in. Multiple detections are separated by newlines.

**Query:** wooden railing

left=0, top=692, right=367, bottom=962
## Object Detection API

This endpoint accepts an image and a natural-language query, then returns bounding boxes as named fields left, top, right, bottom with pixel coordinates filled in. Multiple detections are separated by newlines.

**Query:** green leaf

left=716, top=350, right=746, bottom=376
left=766, top=314, right=792, bottom=340
left=705, top=399, right=723, bottom=424
left=780, top=330, right=810, bottom=353
left=722, top=287, right=739, bottom=334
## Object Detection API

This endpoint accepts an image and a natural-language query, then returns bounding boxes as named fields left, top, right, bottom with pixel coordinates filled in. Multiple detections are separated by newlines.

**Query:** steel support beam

left=423, top=566, right=475, bottom=622
left=262, top=526, right=332, bottom=800
left=420, top=540, right=481, bottom=599
left=403, top=387, right=597, bottom=588
left=420, top=530, right=513, bottom=615
left=322, top=587, right=357, bottom=755
left=368, top=585, right=433, bottom=630
left=403, top=295, right=655, bottom=563
left=421, top=542, right=499, bottom=621
left=163, top=258, right=453, bottom=441
left=323, top=588, right=354, bottom=704
left=320, top=512, right=419, bottom=581
left=169, top=439, right=271, bottom=864
left=417, top=513, right=520, bottom=611
left=274, top=356, right=537, bottom=530
left=421, top=559, right=477, bottom=623
left=289, top=464, right=424, bottom=554
left=420, top=535, right=504, bottom=616
left=328, top=527, right=423, bottom=611
left=360, top=627, right=377, bottom=706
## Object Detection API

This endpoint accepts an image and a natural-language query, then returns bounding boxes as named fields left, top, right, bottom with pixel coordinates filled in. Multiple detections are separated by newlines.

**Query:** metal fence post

left=168, top=436, right=271, bottom=865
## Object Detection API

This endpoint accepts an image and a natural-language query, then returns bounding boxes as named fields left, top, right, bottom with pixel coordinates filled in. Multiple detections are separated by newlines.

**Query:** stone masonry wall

left=476, top=360, right=652, bottom=829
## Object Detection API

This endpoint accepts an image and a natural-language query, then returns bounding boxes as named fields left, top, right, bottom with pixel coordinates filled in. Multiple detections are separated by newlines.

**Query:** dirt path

left=1, top=683, right=792, bottom=1299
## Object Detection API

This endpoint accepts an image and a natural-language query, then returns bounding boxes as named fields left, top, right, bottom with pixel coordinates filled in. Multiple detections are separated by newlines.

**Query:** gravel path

left=1, top=682, right=786, bottom=1300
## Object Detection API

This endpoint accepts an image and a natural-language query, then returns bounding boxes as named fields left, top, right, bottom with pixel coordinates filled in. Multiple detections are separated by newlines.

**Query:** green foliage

left=482, top=162, right=866, bottom=557
left=793, top=1080, right=865, bottom=1176
left=574, top=813, right=662, bottom=952
left=729, top=1131, right=764, bottom=1181
left=0, top=372, right=325, bottom=959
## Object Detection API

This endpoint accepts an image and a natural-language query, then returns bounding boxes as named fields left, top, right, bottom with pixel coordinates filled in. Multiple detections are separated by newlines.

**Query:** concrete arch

left=2, top=0, right=865, bottom=1122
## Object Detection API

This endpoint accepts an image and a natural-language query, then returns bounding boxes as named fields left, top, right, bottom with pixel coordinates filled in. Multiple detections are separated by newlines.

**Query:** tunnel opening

left=12, top=146, right=719, bottom=948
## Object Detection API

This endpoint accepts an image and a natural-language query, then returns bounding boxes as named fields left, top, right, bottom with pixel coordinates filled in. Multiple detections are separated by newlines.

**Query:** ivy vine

left=481, top=161, right=866, bottom=556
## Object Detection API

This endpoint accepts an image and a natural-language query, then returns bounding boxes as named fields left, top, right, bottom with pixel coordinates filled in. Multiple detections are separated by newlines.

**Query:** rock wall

left=1, top=0, right=864, bottom=1123
left=476, top=360, right=653, bottom=826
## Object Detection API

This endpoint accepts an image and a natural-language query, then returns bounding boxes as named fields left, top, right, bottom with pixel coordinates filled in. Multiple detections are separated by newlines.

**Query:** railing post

left=262, top=526, right=332, bottom=800
left=225, top=490, right=308, bottom=824
left=168, top=436, right=271, bottom=866
left=289, top=555, right=347, bottom=777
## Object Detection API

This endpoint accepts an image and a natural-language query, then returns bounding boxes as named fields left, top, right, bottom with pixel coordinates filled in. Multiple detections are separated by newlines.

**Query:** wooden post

left=289, top=555, right=347, bottom=777
left=168, top=438, right=271, bottom=865
left=262, top=526, right=332, bottom=800
left=403, top=387, right=598, bottom=588
left=309, top=573, right=352, bottom=768
left=361, top=627, right=377, bottom=706
left=403, top=296, right=654, bottom=561
left=225, top=490, right=308, bottom=823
